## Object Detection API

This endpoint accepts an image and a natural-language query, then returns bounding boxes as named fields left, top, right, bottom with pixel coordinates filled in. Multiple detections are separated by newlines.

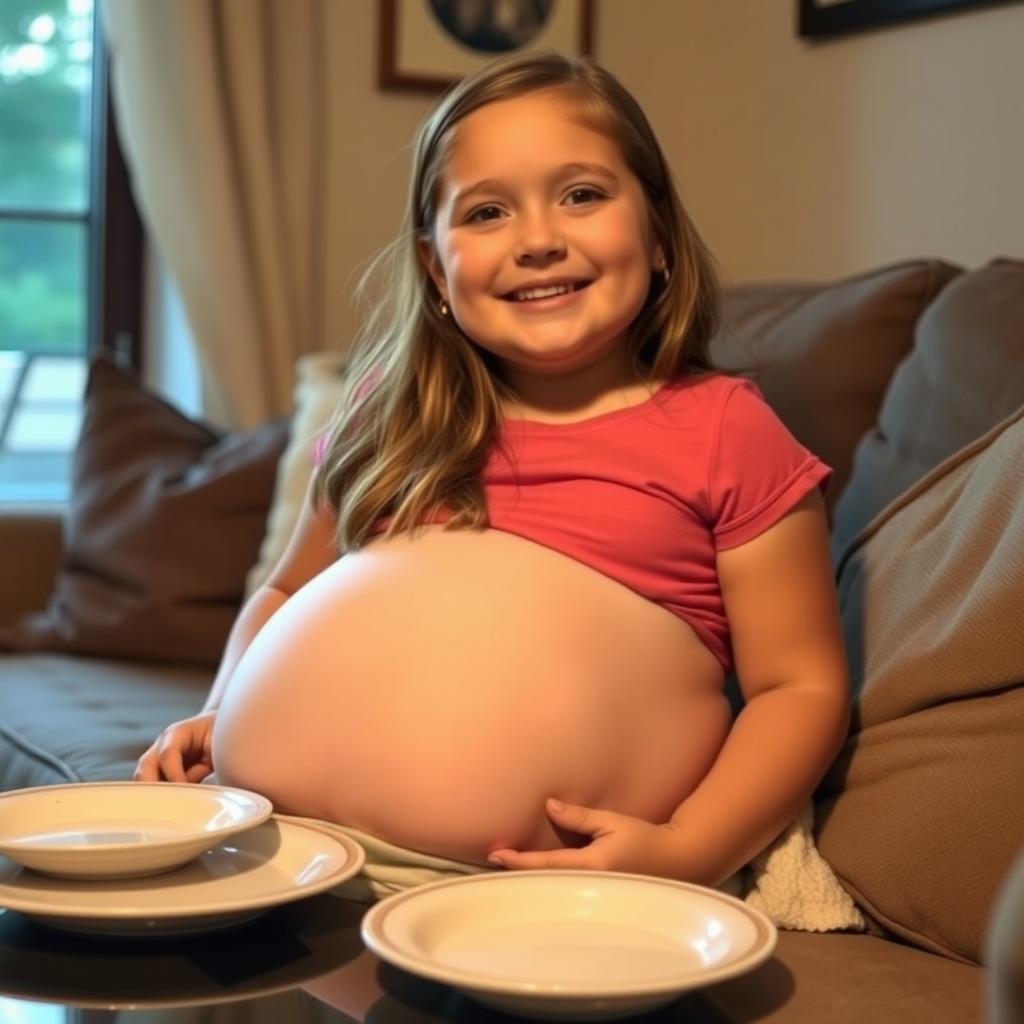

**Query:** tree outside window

left=0, top=0, right=96, bottom=502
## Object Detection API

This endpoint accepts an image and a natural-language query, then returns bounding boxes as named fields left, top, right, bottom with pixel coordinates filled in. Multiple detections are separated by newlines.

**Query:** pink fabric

left=313, top=431, right=328, bottom=465
left=312, top=368, right=382, bottom=464
left=318, top=373, right=831, bottom=674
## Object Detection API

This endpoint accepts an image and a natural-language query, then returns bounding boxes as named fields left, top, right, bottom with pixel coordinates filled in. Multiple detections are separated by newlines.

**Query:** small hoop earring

left=439, top=297, right=450, bottom=317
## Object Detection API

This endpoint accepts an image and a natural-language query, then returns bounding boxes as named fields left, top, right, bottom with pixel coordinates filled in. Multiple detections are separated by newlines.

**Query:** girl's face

left=419, top=90, right=665, bottom=399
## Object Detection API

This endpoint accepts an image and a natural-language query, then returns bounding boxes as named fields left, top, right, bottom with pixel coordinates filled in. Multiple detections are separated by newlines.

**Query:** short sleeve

left=709, top=379, right=832, bottom=550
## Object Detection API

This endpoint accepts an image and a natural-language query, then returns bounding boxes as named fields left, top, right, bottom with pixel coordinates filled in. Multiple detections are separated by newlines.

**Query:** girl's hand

left=487, top=798, right=691, bottom=880
left=133, top=710, right=217, bottom=784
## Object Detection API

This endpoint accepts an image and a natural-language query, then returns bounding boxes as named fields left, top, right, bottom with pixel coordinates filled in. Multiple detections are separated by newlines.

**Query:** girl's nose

left=514, top=211, right=566, bottom=264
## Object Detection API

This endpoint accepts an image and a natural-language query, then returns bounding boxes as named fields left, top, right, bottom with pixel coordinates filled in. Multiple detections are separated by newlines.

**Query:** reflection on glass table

left=0, top=891, right=733, bottom=1023
left=0, top=894, right=363, bottom=1012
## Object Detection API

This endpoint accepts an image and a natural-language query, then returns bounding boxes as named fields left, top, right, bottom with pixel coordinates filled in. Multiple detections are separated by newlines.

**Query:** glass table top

left=0, top=896, right=729, bottom=1023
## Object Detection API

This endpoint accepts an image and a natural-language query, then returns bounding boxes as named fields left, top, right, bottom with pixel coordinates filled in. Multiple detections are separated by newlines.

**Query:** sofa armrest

left=0, top=506, right=64, bottom=627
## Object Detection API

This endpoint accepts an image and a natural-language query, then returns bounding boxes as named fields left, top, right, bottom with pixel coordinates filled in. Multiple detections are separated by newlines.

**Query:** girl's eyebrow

left=451, top=162, right=619, bottom=208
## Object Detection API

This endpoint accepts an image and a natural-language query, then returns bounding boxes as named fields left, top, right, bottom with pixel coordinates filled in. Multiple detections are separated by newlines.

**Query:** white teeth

left=513, top=283, right=577, bottom=302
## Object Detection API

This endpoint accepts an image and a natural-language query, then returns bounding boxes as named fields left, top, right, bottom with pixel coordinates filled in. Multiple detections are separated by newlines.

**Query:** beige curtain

left=101, top=0, right=332, bottom=429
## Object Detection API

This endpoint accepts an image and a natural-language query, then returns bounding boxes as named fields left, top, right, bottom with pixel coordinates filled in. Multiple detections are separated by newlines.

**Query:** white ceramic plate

left=0, top=816, right=365, bottom=936
left=362, top=870, right=777, bottom=1021
left=0, top=782, right=274, bottom=879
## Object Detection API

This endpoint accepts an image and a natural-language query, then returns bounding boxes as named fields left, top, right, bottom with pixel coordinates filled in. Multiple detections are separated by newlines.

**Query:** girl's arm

left=485, top=486, right=851, bottom=881
left=200, top=477, right=339, bottom=713
left=666, top=487, right=851, bottom=885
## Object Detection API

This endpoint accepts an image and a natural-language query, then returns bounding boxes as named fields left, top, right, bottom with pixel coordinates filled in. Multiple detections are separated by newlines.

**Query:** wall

left=146, top=0, right=1024, bottom=406
left=599, top=1, right=1024, bottom=284
left=326, top=0, right=1024, bottom=307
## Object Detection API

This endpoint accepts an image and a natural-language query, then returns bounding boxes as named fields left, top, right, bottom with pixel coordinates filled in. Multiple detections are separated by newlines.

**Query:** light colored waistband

left=276, top=814, right=491, bottom=903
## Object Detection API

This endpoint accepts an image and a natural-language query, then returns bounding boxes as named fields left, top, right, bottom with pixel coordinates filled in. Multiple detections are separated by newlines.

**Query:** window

left=0, top=0, right=141, bottom=503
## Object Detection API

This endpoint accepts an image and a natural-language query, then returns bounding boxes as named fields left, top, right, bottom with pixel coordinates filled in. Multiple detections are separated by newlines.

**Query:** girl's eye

left=564, top=187, right=605, bottom=206
left=466, top=204, right=504, bottom=223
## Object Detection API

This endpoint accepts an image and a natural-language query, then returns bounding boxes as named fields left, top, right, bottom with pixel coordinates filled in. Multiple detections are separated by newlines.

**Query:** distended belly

left=213, top=526, right=730, bottom=866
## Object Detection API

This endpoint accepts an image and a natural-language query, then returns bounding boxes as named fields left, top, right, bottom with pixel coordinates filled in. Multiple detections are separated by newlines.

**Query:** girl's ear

left=651, top=243, right=667, bottom=273
left=417, top=235, right=448, bottom=303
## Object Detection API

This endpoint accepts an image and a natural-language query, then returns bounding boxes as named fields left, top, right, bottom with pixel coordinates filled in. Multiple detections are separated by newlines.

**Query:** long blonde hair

left=316, top=51, right=722, bottom=553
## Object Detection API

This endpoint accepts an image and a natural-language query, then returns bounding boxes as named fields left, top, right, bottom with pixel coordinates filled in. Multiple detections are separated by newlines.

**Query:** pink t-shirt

left=317, top=373, right=831, bottom=674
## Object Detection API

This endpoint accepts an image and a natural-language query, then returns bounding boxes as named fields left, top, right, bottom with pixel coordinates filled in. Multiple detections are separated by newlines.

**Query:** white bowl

left=0, top=817, right=365, bottom=936
left=362, top=870, right=777, bottom=1020
left=0, top=782, right=273, bottom=880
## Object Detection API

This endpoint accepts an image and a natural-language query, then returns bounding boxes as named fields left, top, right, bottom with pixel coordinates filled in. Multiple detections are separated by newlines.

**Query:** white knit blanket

left=742, top=801, right=866, bottom=931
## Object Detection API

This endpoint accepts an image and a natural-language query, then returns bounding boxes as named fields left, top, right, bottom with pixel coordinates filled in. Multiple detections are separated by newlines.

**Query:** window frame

left=0, top=5, right=144, bottom=504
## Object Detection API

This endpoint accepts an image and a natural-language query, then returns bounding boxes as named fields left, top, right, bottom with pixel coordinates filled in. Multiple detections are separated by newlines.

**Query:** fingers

left=133, top=748, right=210, bottom=783
left=185, top=761, right=214, bottom=784
left=132, top=748, right=159, bottom=782
left=157, top=740, right=187, bottom=783
left=131, top=746, right=181, bottom=783
left=487, top=799, right=619, bottom=871
left=132, top=717, right=213, bottom=783
left=546, top=797, right=593, bottom=831
left=547, top=799, right=616, bottom=842
left=488, top=846, right=601, bottom=871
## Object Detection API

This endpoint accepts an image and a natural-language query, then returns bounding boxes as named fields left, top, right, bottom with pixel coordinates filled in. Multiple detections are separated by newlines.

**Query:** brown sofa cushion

left=0, top=654, right=210, bottom=789
left=0, top=357, right=288, bottom=668
left=815, top=404, right=1024, bottom=965
left=702, top=930, right=981, bottom=1024
left=712, top=259, right=962, bottom=515
left=832, top=257, right=1024, bottom=559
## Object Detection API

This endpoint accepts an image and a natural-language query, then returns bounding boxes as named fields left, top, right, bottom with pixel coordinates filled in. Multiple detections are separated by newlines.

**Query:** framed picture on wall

left=798, top=0, right=1021, bottom=38
left=379, top=0, right=595, bottom=92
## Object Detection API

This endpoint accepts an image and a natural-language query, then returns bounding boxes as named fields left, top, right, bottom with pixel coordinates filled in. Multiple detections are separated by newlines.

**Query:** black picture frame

left=798, top=0, right=1021, bottom=38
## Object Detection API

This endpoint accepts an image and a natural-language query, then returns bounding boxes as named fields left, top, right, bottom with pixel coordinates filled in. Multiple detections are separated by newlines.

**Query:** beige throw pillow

left=712, top=259, right=962, bottom=515
left=832, top=258, right=1024, bottom=560
left=245, top=351, right=347, bottom=596
left=816, top=403, right=1024, bottom=965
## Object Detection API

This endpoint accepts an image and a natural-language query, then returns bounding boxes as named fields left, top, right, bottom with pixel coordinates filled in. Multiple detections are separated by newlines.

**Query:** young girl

left=135, top=51, right=850, bottom=890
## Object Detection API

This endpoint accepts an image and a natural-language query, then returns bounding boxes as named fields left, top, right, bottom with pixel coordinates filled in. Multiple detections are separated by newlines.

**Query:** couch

left=2, top=257, right=1023, bottom=1023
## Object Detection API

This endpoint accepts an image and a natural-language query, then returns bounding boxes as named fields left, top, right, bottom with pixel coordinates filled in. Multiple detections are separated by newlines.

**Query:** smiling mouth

left=501, top=281, right=593, bottom=303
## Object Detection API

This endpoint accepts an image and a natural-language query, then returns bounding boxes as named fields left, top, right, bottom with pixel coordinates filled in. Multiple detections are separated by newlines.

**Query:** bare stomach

left=213, top=527, right=730, bottom=866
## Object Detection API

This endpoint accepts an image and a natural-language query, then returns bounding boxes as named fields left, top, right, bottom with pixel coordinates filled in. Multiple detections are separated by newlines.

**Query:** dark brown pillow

left=0, top=357, right=289, bottom=667
left=831, top=258, right=1024, bottom=559
left=711, top=259, right=963, bottom=515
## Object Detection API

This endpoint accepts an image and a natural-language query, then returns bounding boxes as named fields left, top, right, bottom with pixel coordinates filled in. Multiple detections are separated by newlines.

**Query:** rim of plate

left=0, top=782, right=274, bottom=854
left=0, top=818, right=366, bottom=921
left=361, top=869, right=778, bottom=998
